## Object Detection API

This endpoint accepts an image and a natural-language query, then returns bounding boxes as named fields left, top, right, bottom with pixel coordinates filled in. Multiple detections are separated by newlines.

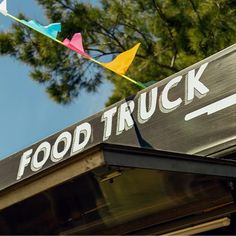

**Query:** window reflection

left=0, top=168, right=234, bottom=235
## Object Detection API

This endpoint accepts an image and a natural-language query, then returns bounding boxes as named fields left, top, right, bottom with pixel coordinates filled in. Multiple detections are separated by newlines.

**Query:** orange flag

left=101, top=43, right=140, bottom=75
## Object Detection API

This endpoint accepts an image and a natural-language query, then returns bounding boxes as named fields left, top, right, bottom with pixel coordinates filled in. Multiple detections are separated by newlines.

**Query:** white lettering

left=31, top=142, right=51, bottom=172
left=186, top=62, right=209, bottom=103
left=138, top=87, right=158, bottom=123
left=117, top=101, right=135, bottom=135
left=15, top=63, right=211, bottom=180
left=101, top=107, right=117, bottom=141
left=17, top=149, right=33, bottom=180
left=51, top=131, right=72, bottom=162
left=71, top=123, right=91, bottom=155
left=160, top=76, right=183, bottom=112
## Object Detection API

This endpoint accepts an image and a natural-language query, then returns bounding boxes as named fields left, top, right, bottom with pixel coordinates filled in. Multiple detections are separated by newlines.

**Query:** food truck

left=0, top=44, right=235, bottom=235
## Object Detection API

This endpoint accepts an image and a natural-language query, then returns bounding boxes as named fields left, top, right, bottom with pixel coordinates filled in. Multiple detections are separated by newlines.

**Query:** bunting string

left=0, top=0, right=146, bottom=89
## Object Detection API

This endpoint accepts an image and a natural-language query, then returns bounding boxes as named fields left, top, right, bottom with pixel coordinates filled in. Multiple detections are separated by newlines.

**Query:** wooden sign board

left=0, top=44, right=235, bottom=191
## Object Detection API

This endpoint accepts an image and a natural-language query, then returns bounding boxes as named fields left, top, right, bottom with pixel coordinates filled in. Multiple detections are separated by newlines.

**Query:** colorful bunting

left=63, top=33, right=90, bottom=58
left=0, top=0, right=146, bottom=89
left=102, top=43, right=140, bottom=75
left=20, top=20, right=61, bottom=40
left=0, top=0, right=7, bottom=16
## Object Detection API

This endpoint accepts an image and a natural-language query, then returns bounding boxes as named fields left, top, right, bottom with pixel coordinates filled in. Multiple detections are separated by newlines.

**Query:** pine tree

left=0, top=0, right=236, bottom=105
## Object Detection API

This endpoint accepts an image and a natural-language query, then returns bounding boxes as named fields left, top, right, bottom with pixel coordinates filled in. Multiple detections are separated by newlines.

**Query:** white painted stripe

left=185, top=94, right=236, bottom=121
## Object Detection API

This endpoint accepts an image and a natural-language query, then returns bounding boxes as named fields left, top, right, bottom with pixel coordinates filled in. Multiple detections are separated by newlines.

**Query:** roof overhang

left=1, top=143, right=236, bottom=210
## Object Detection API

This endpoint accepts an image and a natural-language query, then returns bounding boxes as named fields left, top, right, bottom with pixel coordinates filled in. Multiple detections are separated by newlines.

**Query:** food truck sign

left=17, top=62, right=212, bottom=180
left=0, top=45, right=236, bottom=189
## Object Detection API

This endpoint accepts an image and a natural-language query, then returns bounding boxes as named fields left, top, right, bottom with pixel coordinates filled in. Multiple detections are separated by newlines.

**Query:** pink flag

left=63, top=33, right=90, bottom=58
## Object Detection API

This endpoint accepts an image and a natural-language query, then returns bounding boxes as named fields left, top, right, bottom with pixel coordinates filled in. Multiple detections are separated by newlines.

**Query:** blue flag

left=20, top=20, right=61, bottom=39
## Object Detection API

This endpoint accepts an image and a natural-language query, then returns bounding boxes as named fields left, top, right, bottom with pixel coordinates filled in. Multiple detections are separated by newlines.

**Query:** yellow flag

left=101, top=43, right=140, bottom=75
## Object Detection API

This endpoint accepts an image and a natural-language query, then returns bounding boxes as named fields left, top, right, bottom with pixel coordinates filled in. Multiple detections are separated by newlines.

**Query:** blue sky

left=0, top=0, right=112, bottom=159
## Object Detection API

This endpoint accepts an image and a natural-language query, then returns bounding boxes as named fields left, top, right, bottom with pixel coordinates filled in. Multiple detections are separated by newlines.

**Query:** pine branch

left=189, top=0, right=207, bottom=37
left=152, top=0, right=178, bottom=67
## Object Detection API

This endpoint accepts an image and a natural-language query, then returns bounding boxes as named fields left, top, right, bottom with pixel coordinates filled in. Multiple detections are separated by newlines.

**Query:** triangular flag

left=20, top=20, right=61, bottom=40
left=63, top=33, right=90, bottom=57
left=45, top=23, right=61, bottom=39
left=0, top=0, right=7, bottom=16
left=101, top=43, right=140, bottom=75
